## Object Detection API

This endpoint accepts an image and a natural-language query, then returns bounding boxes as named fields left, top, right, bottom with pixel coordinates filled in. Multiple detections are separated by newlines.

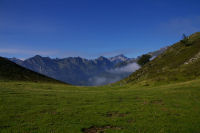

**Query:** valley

left=1, top=0, right=200, bottom=132
left=0, top=32, right=200, bottom=133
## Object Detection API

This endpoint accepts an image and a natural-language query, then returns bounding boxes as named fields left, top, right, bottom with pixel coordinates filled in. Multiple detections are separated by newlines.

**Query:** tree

left=181, top=34, right=188, bottom=43
left=137, top=54, right=152, bottom=66
left=181, top=34, right=191, bottom=46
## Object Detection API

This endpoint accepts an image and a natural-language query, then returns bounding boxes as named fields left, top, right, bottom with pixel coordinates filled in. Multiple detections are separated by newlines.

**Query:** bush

left=181, top=34, right=192, bottom=46
left=137, top=54, right=152, bottom=66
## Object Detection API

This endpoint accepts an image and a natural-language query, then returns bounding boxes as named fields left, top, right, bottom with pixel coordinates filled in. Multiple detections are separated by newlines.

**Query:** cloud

left=89, top=63, right=140, bottom=86
left=108, top=63, right=140, bottom=74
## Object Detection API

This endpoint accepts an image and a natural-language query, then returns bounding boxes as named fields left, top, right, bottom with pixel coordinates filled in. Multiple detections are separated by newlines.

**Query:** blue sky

left=0, top=0, right=200, bottom=59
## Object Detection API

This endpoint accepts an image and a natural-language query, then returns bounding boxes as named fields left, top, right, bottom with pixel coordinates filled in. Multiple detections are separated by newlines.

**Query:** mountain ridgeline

left=122, top=32, right=200, bottom=85
left=0, top=57, right=64, bottom=83
left=9, top=55, right=131, bottom=86
left=9, top=49, right=166, bottom=86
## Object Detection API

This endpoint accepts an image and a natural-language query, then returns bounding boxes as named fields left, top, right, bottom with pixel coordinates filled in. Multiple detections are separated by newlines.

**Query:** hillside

left=123, top=32, right=200, bottom=85
left=0, top=57, right=64, bottom=83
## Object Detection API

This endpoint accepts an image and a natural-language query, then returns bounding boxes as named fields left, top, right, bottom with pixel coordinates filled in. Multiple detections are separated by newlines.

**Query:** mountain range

left=9, top=48, right=167, bottom=86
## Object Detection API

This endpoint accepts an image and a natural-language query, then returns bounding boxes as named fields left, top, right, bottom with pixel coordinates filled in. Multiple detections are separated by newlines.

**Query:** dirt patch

left=82, top=125, right=122, bottom=133
left=105, top=111, right=129, bottom=117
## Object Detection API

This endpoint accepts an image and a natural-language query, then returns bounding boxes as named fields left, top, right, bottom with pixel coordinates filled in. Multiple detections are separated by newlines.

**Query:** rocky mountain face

left=9, top=48, right=166, bottom=86
left=109, top=54, right=130, bottom=64
left=9, top=55, right=129, bottom=85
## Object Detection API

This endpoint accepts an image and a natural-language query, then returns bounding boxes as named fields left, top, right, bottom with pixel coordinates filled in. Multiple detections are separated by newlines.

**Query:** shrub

left=181, top=34, right=192, bottom=46
left=137, top=54, right=152, bottom=66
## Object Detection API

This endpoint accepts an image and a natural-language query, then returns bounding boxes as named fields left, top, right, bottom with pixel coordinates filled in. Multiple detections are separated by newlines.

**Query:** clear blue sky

left=0, top=0, right=200, bottom=59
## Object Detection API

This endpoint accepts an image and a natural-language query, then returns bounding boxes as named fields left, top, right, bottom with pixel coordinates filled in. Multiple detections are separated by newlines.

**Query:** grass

left=1, top=79, right=200, bottom=133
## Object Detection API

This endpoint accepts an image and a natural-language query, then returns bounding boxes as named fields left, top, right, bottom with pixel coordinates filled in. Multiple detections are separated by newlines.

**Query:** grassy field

left=0, top=79, right=200, bottom=133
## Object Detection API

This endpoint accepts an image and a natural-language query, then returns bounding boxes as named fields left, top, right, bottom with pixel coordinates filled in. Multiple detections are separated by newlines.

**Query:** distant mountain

left=109, top=54, right=130, bottom=64
left=122, top=32, right=200, bottom=85
left=9, top=48, right=166, bottom=86
left=0, top=57, right=64, bottom=83
left=10, top=55, right=118, bottom=85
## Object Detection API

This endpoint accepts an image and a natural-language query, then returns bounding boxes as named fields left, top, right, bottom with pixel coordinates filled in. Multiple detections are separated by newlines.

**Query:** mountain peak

left=97, top=56, right=107, bottom=60
left=115, top=54, right=126, bottom=58
left=33, top=55, right=42, bottom=58
left=31, top=55, right=51, bottom=60
left=109, top=54, right=129, bottom=63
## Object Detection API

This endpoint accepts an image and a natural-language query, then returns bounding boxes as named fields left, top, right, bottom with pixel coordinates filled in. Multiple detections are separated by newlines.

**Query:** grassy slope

left=0, top=80, right=200, bottom=133
left=0, top=57, right=65, bottom=84
left=122, top=32, right=200, bottom=86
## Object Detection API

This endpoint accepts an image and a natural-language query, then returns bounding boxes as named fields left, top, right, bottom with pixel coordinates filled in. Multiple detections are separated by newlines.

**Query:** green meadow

left=1, top=79, right=200, bottom=133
